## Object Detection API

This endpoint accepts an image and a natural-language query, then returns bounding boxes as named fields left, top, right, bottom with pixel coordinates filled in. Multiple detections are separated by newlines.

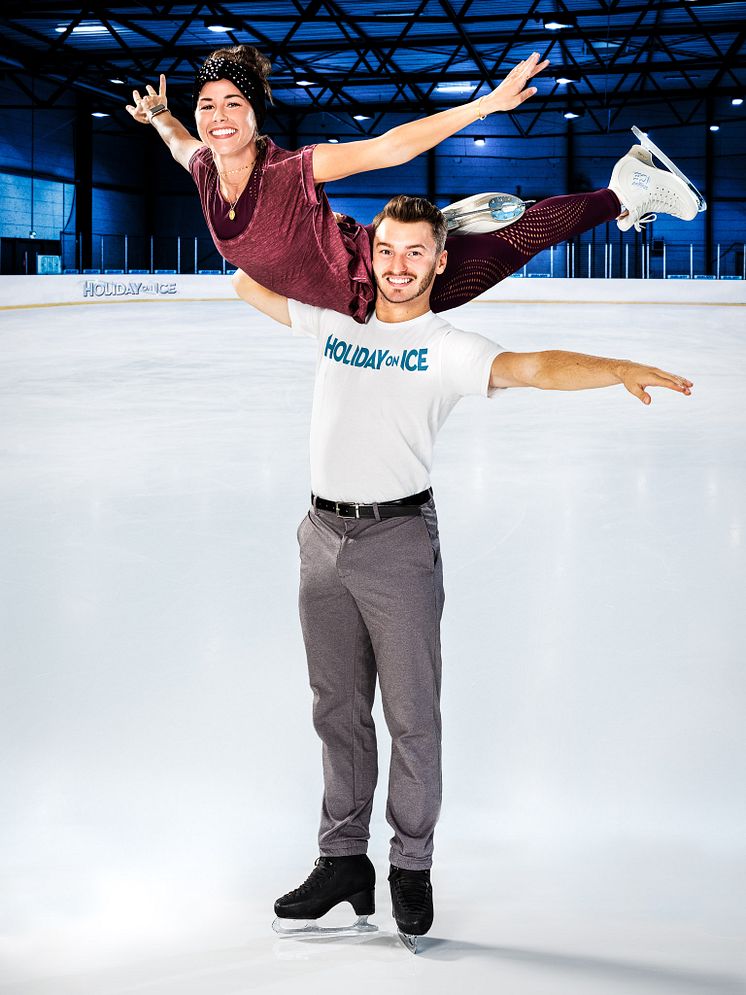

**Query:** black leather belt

left=312, top=488, right=432, bottom=519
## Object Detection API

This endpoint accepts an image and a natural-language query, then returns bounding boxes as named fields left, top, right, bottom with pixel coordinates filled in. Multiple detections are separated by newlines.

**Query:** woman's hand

left=124, top=75, right=201, bottom=169
left=126, top=73, right=168, bottom=124
left=480, top=53, right=550, bottom=114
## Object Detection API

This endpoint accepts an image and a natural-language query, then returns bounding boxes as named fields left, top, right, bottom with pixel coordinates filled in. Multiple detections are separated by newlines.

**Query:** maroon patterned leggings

left=369, top=188, right=620, bottom=312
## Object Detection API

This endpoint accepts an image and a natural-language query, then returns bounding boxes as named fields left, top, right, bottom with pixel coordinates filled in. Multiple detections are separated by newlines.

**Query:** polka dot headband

left=193, top=57, right=267, bottom=129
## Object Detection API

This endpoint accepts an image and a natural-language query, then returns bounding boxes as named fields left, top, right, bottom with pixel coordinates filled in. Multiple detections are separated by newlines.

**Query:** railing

left=515, top=240, right=745, bottom=280
left=55, top=232, right=746, bottom=280
left=59, top=233, right=229, bottom=275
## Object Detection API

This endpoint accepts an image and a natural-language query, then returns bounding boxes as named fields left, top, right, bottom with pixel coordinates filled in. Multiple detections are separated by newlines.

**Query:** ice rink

left=1, top=290, right=745, bottom=995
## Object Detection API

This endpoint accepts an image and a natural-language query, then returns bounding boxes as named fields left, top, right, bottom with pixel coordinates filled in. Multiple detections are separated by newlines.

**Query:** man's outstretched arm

left=231, top=269, right=291, bottom=326
left=490, top=351, right=693, bottom=405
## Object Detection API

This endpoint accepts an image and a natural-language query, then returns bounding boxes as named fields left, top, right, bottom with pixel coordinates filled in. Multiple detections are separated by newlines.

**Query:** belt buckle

left=335, top=501, right=361, bottom=519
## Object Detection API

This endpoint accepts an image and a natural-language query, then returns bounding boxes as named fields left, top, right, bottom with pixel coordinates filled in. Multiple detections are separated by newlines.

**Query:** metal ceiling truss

left=0, top=1, right=743, bottom=137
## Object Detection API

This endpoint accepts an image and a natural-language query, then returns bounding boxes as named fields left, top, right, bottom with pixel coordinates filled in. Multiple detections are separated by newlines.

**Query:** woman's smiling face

left=195, top=79, right=257, bottom=154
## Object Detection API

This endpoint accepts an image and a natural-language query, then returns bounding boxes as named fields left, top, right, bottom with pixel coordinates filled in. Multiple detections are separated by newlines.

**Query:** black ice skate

left=272, top=854, right=378, bottom=938
left=388, top=865, right=434, bottom=954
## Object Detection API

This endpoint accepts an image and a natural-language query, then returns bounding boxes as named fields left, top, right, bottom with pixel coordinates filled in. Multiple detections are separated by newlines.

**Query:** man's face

left=372, top=218, right=447, bottom=306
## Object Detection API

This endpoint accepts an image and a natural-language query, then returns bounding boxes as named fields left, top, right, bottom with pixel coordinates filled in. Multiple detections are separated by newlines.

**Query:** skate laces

left=633, top=212, right=657, bottom=232
left=284, top=857, right=335, bottom=900
left=629, top=182, right=682, bottom=232
left=390, top=869, right=431, bottom=914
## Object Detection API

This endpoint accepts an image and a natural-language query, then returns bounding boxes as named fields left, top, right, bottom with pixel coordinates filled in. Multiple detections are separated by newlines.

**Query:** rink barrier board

left=1, top=274, right=744, bottom=310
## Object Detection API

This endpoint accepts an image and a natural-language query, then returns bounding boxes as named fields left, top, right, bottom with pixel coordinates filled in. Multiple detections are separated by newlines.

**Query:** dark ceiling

left=1, top=1, right=745, bottom=136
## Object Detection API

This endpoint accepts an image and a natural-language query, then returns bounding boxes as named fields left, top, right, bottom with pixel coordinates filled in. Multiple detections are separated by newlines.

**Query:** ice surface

left=1, top=296, right=744, bottom=994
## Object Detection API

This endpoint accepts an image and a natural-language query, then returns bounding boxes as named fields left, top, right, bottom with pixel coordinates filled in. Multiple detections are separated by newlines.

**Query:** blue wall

left=0, top=173, right=75, bottom=240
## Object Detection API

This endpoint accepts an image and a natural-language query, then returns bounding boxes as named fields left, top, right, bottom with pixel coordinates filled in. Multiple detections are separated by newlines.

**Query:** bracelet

left=476, top=96, right=487, bottom=121
left=148, top=104, right=168, bottom=122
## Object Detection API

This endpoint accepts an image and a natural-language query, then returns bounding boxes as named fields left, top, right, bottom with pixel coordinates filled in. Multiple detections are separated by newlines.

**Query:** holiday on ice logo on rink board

left=82, top=280, right=178, bottom=298
left=323, top=334, right=429, bottom=373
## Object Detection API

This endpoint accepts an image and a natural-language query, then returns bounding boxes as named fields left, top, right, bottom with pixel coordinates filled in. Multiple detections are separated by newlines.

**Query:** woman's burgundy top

left=189, top=139, right=374, bottom=323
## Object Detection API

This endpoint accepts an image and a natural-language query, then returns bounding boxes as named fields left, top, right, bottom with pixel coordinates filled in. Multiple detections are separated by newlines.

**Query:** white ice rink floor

left=1, top=293, right=745, bottom=995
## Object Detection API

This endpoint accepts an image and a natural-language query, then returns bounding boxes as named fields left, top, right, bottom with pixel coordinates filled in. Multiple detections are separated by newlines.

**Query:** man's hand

left=616, top=360, right=693, bottom=405
left=482, top=53, right=550, bottom=114
left=126, top=74, right=168, bottom=124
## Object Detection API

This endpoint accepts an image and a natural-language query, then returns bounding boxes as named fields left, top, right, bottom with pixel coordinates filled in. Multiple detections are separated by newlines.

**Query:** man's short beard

left=376, top=259, right=438, bottom=304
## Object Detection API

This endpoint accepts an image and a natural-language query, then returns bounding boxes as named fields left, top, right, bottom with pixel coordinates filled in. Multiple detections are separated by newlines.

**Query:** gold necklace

left=219, top=169, right=253, bottom=221
left=227, top=190, right=242, bottom=221
left=219, top=161, right=255, bottom=176
left=211, top=150, right=257, bottom=219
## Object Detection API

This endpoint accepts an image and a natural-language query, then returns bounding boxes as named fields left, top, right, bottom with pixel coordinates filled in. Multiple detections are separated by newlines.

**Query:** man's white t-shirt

left=289, top=300, right=505, bottom=503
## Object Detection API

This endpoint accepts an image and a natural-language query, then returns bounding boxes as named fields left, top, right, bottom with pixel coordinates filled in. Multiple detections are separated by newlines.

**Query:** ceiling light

left=436, top=81, right=476, bottom=93
left=328, top=137, right=340, bottom=143
left=473, top=137, right=486, bottom=147
left=564, top=111, right=581, bottom=119
left=109, top=78, right=126, bottom=84
left=709, top=124, right=719, bottom=131
left=353, top=114, right=371, bottom=121
left=732, top=97, right=743, bottom=106
left=556, top=77, right=578, bottom=85
left=204, top=17, right=241, bottom=32
left=92, top=111, right=109, bottom=118
left=545, top=21, right=573, bottom=30
left=56, top=22, right=110, bottom=34
left=296, top=79, right=314, bottom=87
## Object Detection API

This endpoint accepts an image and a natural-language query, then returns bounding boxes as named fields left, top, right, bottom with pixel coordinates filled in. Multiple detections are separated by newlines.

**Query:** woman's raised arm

left=126, top=74, right=203, bottom=171
left=312, top=53, right=549, bottom=184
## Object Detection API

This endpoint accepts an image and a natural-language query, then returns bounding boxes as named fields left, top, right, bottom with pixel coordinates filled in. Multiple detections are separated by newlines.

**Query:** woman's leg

left=430, top=188, right=620, bottom=313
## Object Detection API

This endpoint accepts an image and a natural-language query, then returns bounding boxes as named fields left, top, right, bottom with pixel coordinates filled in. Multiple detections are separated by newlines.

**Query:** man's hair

left=371, top=195, right=448, bottom=254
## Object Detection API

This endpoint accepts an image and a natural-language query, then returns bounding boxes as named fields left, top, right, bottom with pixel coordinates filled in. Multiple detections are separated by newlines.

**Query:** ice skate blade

left=631, top=125, right=707, bottom=213
left=397, top=930, right=420, bottom=953
left=443, top=193, right=526, bottom=233
left=272, top=914, right=378, bottom=938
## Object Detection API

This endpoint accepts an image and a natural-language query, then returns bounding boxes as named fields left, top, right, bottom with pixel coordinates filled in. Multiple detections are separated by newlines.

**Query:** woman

left=125, top=45, right=697, bottom=321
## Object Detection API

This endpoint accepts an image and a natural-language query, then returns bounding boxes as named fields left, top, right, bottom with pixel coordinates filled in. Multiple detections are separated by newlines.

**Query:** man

left=231, top=195, right=692, bottom=947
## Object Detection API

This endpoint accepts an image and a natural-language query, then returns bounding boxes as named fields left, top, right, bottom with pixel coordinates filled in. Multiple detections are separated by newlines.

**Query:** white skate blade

left=442, top=192, right=526, bottom=233
left=272, top=914, right=377, bottom=938
left=631, top=126, right=707, bottom=212
left=397, top=929, right=420, bottom=953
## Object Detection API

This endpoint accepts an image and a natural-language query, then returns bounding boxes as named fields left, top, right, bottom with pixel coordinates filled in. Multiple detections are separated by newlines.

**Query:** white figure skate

left=609, top=126, right=706, bottom=233
left=442, top=192, right=526, bottom=233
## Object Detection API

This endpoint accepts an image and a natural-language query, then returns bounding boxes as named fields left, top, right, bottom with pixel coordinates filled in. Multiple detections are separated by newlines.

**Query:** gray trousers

left=297, top=498, right=445, bottom=870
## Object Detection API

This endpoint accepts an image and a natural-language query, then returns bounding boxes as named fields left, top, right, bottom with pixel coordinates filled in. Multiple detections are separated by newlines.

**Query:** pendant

left=229, top=208, right=235, bottom=220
